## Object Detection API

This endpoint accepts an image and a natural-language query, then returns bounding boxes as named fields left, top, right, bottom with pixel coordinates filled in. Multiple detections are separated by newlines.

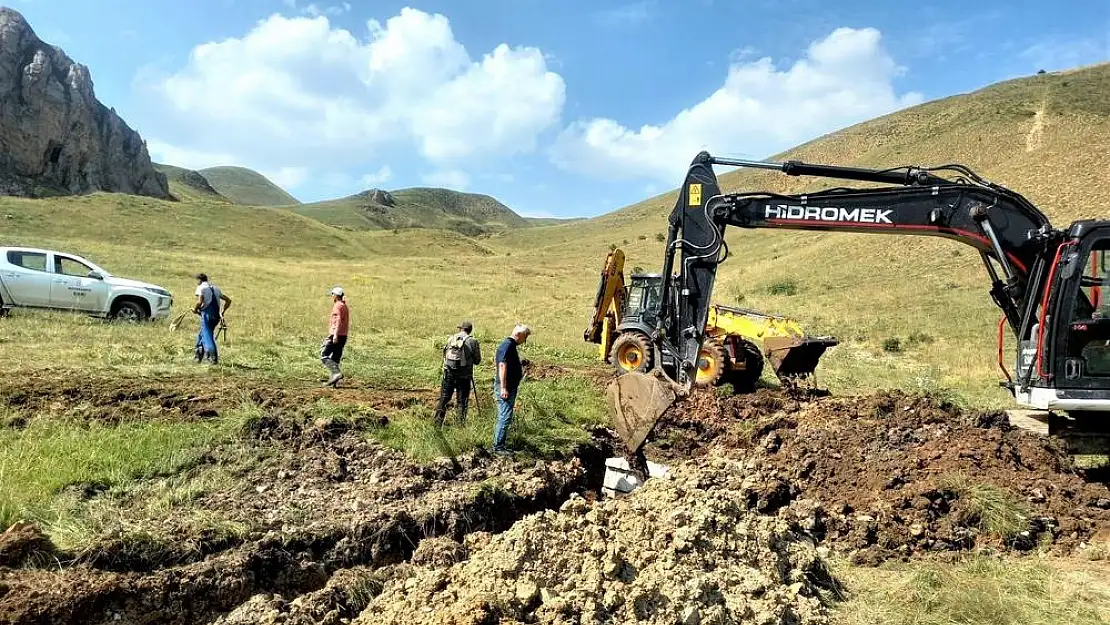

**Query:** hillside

left=198, top=166, right=301, bottom=206
left=153, top=163, right=227, bottom=203
left=291, top=186, right=530, bottom=236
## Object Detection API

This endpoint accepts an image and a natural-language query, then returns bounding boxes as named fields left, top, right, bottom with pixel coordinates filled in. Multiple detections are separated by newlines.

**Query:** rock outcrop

left=0, top=7, right=168, bottom=198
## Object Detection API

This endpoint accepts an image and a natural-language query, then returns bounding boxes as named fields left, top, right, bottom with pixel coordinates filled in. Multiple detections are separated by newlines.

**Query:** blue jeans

left=195, top=312, right=220, bottom=362
left=491, top=379, right=519, bottom=450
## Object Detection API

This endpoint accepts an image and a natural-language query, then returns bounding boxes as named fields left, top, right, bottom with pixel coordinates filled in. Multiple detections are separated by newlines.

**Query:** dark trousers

left=321, top=335, right=347, bottom=364
left=434, top=366, right=472, bottom=426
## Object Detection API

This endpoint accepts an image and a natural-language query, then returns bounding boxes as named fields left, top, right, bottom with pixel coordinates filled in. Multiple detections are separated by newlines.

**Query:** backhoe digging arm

left=662, top=151, right=1055, bottom=392
left=584, top=249, right=626, bottom=345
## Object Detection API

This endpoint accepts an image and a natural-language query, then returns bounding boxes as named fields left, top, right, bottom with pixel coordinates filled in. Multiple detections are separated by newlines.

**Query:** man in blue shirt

left=491, top=324, right=531, bottom=454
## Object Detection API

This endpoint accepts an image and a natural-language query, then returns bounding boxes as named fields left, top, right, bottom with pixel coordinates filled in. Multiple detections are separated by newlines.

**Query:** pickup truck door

left=49, top=254, right=109, bottom=312
left=1, top=250, right=53, bottom=307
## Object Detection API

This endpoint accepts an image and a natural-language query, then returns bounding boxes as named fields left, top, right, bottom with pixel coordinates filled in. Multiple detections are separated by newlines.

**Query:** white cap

left=329, top=286, right=344, bottom=297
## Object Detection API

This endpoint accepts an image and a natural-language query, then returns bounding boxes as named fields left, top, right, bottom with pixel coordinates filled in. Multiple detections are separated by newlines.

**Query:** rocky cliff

left=0, top=7, right=168, bottom=199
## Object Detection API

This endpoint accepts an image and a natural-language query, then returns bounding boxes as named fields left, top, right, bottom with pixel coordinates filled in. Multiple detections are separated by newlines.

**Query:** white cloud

left=139, top=9, right=565, bottom=177
left=146, top=139, right=236, bottom=170
left=359, top=165, right=393, bottom=187
left=261, top=166, right=309, bottom=189
left=421, top=170, right=471, bottom=190
left=549, top=27, right=923, bottom=183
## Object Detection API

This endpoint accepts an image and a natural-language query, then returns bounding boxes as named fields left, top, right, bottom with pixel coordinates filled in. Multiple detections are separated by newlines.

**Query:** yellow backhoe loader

left=584, top=248, right=837, bottom=393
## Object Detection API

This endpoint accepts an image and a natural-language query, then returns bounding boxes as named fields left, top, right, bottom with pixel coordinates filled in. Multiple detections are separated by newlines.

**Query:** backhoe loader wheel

left=695, top=337, right=729, bottom=387
left=727, top=340, right=765, bottom=393
left=610, top=332, right=653, bottom=374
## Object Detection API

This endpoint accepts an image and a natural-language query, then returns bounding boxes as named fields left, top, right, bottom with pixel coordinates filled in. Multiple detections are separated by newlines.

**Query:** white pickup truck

left=0, top=246, right=174, bottom=322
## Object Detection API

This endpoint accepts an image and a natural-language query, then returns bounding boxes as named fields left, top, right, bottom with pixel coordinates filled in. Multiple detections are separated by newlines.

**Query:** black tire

left=694, top=337, right=729, bottom=387
left=727, top=339, right=765, bottom=393
left=111, top=299, right=149, bottom=323
left=609, top=332, right=653, bottom=375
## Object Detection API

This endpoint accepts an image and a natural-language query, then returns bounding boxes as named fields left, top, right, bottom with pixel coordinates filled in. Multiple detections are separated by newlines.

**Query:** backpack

left=444, top=332, right=468, bottom=367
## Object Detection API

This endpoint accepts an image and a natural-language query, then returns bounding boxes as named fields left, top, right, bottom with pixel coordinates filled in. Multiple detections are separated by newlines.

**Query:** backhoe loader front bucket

left=605, top=369, right=683, bottom=452
left=763, top=336, right=839, bottom=379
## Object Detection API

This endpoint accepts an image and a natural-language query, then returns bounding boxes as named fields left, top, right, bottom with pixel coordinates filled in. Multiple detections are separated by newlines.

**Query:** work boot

left=323, top=359, right=343, bottom=387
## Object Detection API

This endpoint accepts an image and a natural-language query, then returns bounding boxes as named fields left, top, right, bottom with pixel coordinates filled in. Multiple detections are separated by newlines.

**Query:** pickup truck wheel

left=111, top=300, right=148, bottom=323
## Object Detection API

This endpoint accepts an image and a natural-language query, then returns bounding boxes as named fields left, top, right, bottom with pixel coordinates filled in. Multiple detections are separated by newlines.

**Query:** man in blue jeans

left=491, top=324, right=531, bottom=455
left=192, top=273, right=232, bottom=364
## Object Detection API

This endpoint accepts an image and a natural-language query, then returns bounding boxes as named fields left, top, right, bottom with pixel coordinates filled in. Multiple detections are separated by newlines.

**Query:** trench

left=0, top=437, right=613, bottom=625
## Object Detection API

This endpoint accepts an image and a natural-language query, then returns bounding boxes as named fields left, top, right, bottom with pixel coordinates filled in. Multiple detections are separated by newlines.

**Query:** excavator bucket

left=763, top=336, right=839, bottom=379
left=605, top=370, right=680, bottom=452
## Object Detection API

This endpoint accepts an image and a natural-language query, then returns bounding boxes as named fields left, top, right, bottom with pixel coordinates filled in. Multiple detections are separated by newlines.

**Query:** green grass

left=370, top=375, right=607, bottom=462
left=291, top=186, right=531, bottom=236
left=941, top=474, right=1032, bottom=542
left=197, top=165, right=301, bottom=206
left=834, top=556, right=1110, bottom=625
left=0, top=415, right=238, bottom=533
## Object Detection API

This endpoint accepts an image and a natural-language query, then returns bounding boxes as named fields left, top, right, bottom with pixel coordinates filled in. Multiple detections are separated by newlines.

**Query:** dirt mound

left=357, top=456, right=841, bottom=625
left=0, top=523, right=55, bottom=568
left=650, top=388, right=1110, bottom=564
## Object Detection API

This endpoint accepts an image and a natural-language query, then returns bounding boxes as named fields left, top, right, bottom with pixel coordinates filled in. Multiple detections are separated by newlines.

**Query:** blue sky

left=11, top=0, right=1108, bottom=218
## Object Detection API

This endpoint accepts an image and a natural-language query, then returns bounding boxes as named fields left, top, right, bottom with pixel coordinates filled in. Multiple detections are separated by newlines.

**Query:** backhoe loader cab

left=623, top=273, right=666, bottom=332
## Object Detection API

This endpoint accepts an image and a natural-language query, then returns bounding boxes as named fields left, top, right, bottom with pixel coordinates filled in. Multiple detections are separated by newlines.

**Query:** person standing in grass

left=491, top=324, right=530, bottom=455
left=321, top=286, right=350, bottom=387
left=434, top=320, right=482, bottom=427
left=192, top=273, right=231, bottom=365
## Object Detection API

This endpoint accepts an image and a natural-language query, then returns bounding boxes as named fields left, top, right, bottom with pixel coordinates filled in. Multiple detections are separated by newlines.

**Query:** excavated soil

left=213, top=456, right=840, bottom=625
left=7, top=366, right=1110, bottom=623
left=0, top=428, right=604, bottom=625
left=647, top=387, right=1110, bottom=564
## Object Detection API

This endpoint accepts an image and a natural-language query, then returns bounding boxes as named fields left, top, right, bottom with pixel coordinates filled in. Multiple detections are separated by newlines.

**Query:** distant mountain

left=153, top=163, right=226, bottom=203
left=291, top=187, right=532, bottom=236
left=197, top=166, right=301, bottom=207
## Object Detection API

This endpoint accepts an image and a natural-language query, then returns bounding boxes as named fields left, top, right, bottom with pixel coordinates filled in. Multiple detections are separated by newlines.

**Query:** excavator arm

left=660, top=151, right=1054, bottom=389
left=607, top=150, right=1060, bottom=452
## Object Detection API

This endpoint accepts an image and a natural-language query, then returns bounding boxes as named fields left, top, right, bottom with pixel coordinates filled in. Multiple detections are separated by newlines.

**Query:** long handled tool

left=471, top=377, right=482, bottom=414
left=168, top=310, right=190, bottom=331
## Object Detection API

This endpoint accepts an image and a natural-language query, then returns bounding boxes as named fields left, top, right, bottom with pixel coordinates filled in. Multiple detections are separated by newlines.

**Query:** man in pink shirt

left=320, top=286, right=350, bottom=387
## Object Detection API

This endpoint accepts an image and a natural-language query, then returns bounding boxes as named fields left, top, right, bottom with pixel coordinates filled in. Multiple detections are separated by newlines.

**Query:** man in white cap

left=320, top=286, right=349, bottom=387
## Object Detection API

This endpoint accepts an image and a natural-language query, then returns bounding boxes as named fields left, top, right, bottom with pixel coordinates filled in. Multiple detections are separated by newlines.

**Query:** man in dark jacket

left=434, top=320, right=482, bottom=427
left=491, top=324, right=530, bottom=454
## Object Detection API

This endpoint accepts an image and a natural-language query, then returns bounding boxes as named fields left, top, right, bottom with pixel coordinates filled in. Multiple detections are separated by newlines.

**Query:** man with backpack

left=434, top=320, right=482, bottom=427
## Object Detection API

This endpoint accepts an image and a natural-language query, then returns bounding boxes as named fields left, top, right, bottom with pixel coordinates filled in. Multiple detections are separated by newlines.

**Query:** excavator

left=607, top=150, right=1110, bottom=456
left=584, top=248, right=837, bottom=390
